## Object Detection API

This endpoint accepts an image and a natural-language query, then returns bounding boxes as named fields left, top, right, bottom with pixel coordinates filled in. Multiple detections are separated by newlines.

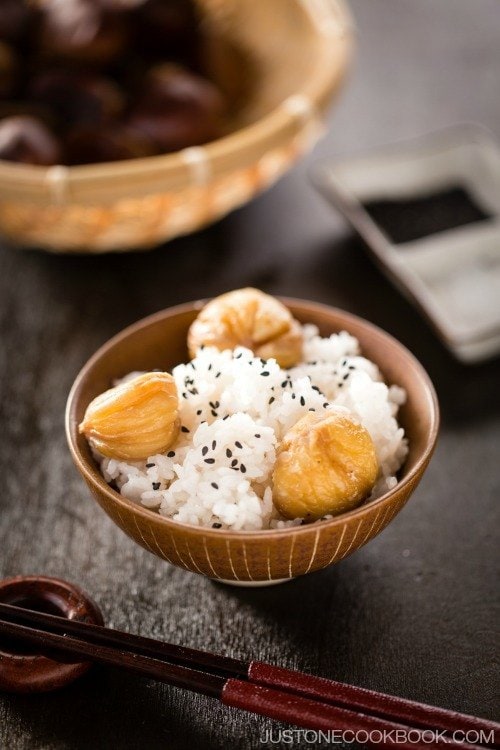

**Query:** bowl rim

left=0, top=0, right=354, bottom=202
left=66, top=297, right=440, bottom=541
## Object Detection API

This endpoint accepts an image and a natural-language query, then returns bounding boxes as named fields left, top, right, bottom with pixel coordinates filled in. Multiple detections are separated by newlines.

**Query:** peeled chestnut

left=38, top=0, right=128, bottom=66
left=30, top=71, right=125, bottom=129
left=273, top=411, right=379, bottom=520
left=0, top=116, right=61, bottom=166
left=128, top=64, right=224, bottom=152
left=64, top=125, right=156, bottom=165
left=188, top=288, right=303, bottom=367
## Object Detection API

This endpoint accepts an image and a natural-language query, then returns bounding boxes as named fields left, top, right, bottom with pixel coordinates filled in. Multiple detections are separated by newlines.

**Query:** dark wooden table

left=1, top=1, right=499, bottom=748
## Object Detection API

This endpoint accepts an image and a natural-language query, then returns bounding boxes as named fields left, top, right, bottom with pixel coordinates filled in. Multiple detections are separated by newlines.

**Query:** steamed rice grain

left=98, top=325, right=408, bottom=531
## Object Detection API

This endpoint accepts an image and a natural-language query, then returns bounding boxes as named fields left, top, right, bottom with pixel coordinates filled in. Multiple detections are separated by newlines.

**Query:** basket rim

left=0, top=0, right=354, bottom=202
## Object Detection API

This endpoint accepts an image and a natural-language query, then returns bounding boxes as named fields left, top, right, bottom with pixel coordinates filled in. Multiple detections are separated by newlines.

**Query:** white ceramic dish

left=312, top=123, right=500, bottom=364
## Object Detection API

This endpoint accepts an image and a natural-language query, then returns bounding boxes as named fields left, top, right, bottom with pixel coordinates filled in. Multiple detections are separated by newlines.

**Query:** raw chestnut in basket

left=0, top=0, right=227, bottom=166
left=0, top=116, right=61, bottom=166
left=93, top=0, right=148, bottom=9
left=30, top=71, right=125, bottom=129
left=64, top=125, right=156, bottom=165
left=0, top=101, right=54, bottom=127
left=133, top=0, right=199, bottom=64
left=128, top=64, right=224, bottom=151
left=0, top=41, right=17, bottom=99
left=0, top=0, right=32, bottom=43
left=38, top=0, right=128, bottom=66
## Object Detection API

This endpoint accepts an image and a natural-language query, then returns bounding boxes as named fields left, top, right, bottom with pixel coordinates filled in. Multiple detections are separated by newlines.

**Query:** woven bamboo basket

left=0, top=0, right=353, bottom=253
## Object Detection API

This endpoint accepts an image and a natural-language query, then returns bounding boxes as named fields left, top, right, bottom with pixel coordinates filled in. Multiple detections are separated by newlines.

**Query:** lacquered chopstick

left=1, top=604, right=498, bottom=746
left=0, top=602, right=248, bottom=676
left=0, top=617, right=482, bottom=750
left=1, top=603, right=498, bottom=746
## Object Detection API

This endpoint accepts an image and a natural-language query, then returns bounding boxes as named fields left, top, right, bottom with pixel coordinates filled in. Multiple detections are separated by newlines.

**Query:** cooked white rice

left=97, top=325, right=408, bottom=531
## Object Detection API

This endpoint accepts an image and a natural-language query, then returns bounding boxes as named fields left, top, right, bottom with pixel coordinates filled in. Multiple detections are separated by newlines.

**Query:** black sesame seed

left=281, top=381, right=287, bottom=388
left=209, top=401, right=215, bottom=408
left=211, top=410, right=217, bottom=417
left=167, top=451, right=175, bottom=458
left=300, top=396, right=305, bottom=406
left=349, top=365, right=355, bottom=370
left=343, top=373, right=349, bottom=381
left=240, top=464, right=247, bottom=473
left=268, top=397, right=275, bottom=405
left=146, top=463, right=155, bottom=468
left=235, top=353, right=242, bottom=359
left=291, top=393, right=296, bottom=400
left=215, top=372, right=221, bottom=378
left=235, top=441, right=243, bottom=449
left=202, top=446, right=209, bottom=456
left=231, top=459, right=238, bottom=467
left=226, top=448, right=232, bottom=458
left=255, top=434, right=261, bottom=438
left=211, top=482, right=219, bottom=490
left=181, top=426, right=190, bottom=433
left=309, top=408, right=316, bottom=412
left=196, top=410, right=202, bottom=416
left=152, top=482, right=160, bottom=490
left=260, top=371, right=270, bottom=377
left=182, top=392, right=187, bottom=399
left=208, top=363, right=212, bottom=371
left=212, top=522, right=222, bottom=528
left=204, top=458, right=215, bottom=464
left=212, top=440, right=217, bottom=450
left=222, top=415, right=229, bottom=421
left=323, top=402, right=329, bottom=408
left=338, top=382, right=343, bottom=388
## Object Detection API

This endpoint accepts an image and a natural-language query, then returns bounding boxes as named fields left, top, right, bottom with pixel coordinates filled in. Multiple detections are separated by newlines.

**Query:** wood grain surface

left=1, top=1, right=499, bottom=748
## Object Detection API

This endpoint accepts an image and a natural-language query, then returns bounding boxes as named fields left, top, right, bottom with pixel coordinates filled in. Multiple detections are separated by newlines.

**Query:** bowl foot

left=214, top=577, right=293, bottom=587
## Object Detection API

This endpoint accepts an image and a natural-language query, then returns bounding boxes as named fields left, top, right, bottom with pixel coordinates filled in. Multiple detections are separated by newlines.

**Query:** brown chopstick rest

left=0, top=575, right=103, bottom=693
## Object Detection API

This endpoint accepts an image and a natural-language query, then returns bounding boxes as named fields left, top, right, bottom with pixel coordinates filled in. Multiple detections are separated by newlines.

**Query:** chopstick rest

left=0, top=575, right=103, bottom=693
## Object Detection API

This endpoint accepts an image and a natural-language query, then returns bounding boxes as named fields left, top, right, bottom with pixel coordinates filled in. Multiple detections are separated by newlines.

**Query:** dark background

left=0, top=1, right=499, bottom=748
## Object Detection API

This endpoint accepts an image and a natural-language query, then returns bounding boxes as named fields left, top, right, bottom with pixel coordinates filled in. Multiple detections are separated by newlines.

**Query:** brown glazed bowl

left=66, top=299, right=439, bottom=585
